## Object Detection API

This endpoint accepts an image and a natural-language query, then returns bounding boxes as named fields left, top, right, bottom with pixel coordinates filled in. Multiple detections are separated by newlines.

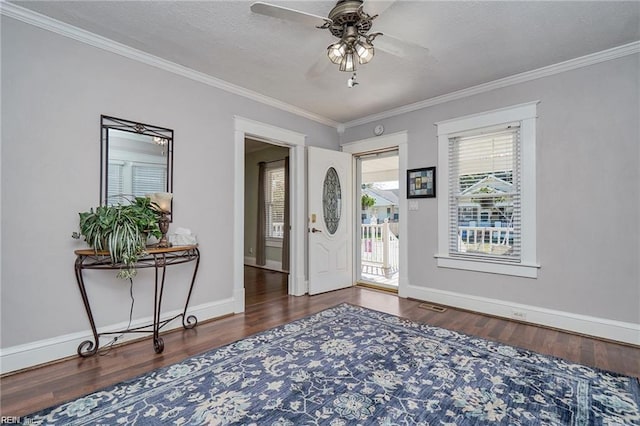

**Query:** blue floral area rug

left=27, top=304, right=639, bottom=425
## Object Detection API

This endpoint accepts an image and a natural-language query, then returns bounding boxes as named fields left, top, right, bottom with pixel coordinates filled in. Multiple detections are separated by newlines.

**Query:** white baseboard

left=244, top=256, right=286, bottom=273
left=405, top=284, right=640, bottom=346
left=0, top=298, right=237, bottom=375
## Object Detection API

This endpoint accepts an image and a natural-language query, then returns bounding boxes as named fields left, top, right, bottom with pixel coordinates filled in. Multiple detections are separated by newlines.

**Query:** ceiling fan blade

left=374, top=33, right=429, bottom=58
left=363, top=0, right=397, bottom=18
left=250, top=2, right=332, bottom=28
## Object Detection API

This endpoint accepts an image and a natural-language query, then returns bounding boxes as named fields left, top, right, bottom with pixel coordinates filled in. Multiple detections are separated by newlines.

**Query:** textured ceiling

left=10, top=1, right=640, bottom=124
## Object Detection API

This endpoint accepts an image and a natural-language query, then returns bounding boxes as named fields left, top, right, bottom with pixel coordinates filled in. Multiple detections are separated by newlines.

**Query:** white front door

left=308, top=146, right=353, bottom=295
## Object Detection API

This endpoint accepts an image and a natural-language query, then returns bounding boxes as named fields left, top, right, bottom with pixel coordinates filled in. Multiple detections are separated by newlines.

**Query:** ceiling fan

left=250, top=0, right=419, bottom=75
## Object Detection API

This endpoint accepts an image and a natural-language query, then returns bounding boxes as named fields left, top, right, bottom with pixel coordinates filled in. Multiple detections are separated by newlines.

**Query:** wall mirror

left=100, top=115, right=173, bottom=216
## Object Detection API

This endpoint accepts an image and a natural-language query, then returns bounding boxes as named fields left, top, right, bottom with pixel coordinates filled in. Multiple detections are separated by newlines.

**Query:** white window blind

left=107, top=161, right=124, bottom=205
left=265, top=164, right=285, bottom=239
left=448, top=127, right=521, bottom=261
left=132, top=165, right=166, bottom=197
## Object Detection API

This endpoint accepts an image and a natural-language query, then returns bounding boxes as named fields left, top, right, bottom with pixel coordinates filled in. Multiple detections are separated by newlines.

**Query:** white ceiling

left=10, top=1, right=640, bottom=125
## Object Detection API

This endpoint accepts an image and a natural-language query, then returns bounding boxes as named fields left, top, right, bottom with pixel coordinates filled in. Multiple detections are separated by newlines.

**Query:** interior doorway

left=234, top=117, right=307, bottom=314
left=243, top=138, right=290, bottom=305
left=356, top=150, right=400, bottom=290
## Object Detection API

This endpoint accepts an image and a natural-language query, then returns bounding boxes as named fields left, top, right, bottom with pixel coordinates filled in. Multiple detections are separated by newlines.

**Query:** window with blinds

left=436, top=102, right=537, bottom=277
left=132, top=165, right=167, bottom=197
left=107, top=162, right=124, bottom=204
left=105, top=161, right=166, bottom=204
left=449, top=126, right=521, bottom=261
left=265, top=164, right=285, bottom=239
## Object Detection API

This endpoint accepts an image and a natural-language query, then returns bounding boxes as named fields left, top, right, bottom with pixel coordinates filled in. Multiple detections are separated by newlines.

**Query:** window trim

left=435, top=101, right=540, bottom=278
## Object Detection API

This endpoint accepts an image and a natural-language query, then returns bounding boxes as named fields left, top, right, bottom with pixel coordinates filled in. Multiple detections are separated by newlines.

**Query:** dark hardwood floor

left=244, top=265, right=288, bottom=306
left=2, top=268, right=638, bottom=417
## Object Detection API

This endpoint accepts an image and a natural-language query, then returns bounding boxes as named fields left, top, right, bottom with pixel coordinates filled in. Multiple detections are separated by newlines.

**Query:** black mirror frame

left=100, top=115, right=174, bottom=217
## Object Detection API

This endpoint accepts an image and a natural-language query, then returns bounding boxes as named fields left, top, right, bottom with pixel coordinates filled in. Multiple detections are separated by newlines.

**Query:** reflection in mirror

left=100, top=116, right=173, bottom=216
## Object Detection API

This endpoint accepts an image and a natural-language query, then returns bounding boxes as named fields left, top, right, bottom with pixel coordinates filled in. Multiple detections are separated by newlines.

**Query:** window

left=107, top=161, right=124, bottom=204
left=265, top=162, right=285, bottom=240
left=436, top=102, right=539, bottom=278
left=105, top=161, right=166, bottom=205
left=450, top=127, right=520, bottom=261
left=132, top=164, right=167, bottom=197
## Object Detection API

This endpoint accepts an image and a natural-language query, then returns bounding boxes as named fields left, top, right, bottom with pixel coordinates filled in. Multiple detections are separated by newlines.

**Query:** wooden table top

left=74, top=245, right=198, bottom=256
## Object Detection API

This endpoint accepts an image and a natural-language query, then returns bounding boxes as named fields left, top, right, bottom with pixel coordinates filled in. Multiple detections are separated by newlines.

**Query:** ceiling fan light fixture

left=354, top=39, right=374, bottom=64
left=327, top=41, right=347, bottom=64
left=249, top=0, right=388, bottom=76
left=328, top=13, right=379, bottom=72
left=339, top=49, right=357, bottom=72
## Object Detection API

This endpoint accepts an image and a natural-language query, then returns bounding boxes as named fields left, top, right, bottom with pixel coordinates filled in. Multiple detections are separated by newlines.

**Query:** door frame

left=342, top=131, right=409, bottom=297
left=234, top=117, right=307, bottom=314
left=354, top=148, right=400, bottom=290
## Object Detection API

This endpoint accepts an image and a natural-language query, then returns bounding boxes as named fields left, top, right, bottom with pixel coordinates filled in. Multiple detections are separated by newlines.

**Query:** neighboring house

left=361, top=186, right=399, bottom=224
left=458, top=175, right=514, bottom=227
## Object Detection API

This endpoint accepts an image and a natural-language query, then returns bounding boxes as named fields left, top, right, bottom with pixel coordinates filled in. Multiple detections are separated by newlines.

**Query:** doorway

left=342, top=131, right=408, bottom=297
left=356, top=150, right=400, bottom=290
left=234, top=117, right=307, bottom=314
left=244, top=138, right=290, bottom=305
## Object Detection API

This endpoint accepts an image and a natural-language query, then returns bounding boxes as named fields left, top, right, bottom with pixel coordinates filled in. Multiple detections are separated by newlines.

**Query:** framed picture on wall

left=407, top=167, right=436, bottom=198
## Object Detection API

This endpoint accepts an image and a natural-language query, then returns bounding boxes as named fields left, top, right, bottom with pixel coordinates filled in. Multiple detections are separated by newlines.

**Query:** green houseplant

left=361, top=193, right=376, bottom=210
left=73, top=197, right=162, bottom=279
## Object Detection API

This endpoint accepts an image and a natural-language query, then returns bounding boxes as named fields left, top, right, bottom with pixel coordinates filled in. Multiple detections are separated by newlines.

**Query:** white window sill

left=266, top=237, right=283, bottom=248
left=435, top=254, right=539, bottom=278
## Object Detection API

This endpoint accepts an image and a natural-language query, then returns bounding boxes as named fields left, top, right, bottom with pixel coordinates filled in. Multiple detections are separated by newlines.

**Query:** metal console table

left=74, top=245, right=200, bottom=357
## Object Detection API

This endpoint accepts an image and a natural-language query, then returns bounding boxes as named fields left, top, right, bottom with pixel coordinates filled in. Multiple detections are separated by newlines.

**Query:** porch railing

left=458, top=225, right=513, bottom=251
left=271, top=222, right=284, bottom=238
left=361, top=221, right=399, bottom=278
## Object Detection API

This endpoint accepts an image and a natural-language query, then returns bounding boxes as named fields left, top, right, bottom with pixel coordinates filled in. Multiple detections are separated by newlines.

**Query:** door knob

left=311, top=227, right=322, bottom=233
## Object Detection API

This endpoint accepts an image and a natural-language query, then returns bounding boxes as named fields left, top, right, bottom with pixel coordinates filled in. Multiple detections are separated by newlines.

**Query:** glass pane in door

left=323, top=167, right=342, bottom=235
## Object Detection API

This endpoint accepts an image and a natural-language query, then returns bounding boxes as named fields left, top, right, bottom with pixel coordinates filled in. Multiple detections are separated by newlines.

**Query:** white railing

left=458, top=225, right=513, bottom=252
left=271, top=222, right=284, bottom=238
left=361, top=221, right=399, bottom=278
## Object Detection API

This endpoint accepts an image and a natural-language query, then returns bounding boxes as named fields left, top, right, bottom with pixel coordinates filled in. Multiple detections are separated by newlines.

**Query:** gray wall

left=2, top=14, right=638, bottom=359
left=244, top=143, right=290, bottom=265
left=342, top=54, right=640, bottom=324
left=0, top=17, right=338, bottom=349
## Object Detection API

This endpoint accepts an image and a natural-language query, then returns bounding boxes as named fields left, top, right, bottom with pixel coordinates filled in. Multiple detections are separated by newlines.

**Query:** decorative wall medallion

left=323, top=167, right=342, bottom=235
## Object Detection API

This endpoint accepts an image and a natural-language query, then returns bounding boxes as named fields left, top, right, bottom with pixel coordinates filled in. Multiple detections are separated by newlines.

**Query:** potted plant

left=72, top=196, right=162, bottom=279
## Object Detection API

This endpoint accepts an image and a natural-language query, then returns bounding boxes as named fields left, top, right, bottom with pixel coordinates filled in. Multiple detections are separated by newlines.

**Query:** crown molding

left=0, top=2, right=340, bottom=129
left=343, top=40, right=640, bottom=129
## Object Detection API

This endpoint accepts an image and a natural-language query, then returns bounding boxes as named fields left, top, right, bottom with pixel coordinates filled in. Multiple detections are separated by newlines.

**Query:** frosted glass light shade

left=355, top=40, right=374, bottom=64
left=327, top=42, right=346, bottom=64
left=149, top=192, right=173, bottom=212
left=339, top=50, right=357, bottom=72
